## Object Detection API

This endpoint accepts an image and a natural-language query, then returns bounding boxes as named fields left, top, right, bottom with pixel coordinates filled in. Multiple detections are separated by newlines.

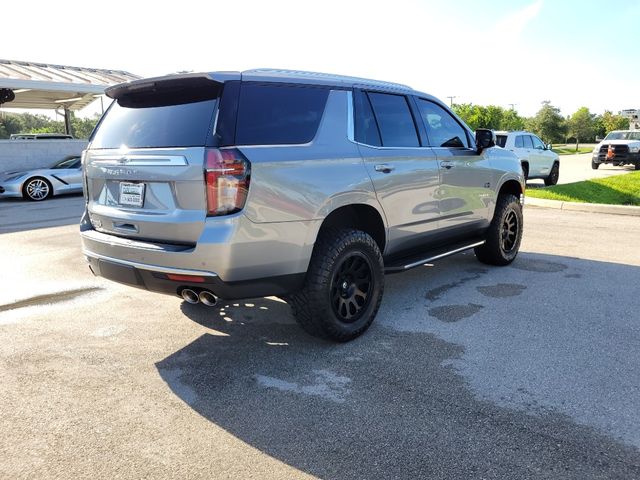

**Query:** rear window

left=235, top=84, right=329, bottom=145
left=90, top=99, right=217, bottom=149
left=495, top=135, right=507, bottom=147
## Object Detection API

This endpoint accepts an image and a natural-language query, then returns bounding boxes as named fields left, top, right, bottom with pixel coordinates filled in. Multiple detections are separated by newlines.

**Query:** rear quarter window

left=495, top=135, right=507, bottom=147
left=235, top=84, right=329, bottom=145
left=367, top=92, right=419, bottom=147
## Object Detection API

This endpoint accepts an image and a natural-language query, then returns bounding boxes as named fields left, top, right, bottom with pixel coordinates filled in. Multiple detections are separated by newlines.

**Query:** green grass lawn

left=526, top=171, right=640, bottom=206
left=552, top=146, right=593, bottom=155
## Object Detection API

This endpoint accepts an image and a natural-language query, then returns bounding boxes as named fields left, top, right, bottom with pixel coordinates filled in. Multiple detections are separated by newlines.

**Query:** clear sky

left=4, top=0, right=639, bottom=117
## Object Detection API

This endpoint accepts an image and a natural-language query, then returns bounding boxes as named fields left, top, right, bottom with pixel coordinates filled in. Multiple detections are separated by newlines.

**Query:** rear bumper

left=80, top=208, right=313, bottom=299
left=84, top=251, right=304, bottom=299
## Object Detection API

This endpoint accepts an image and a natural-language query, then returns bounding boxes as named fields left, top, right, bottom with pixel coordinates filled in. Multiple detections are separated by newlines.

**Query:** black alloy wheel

left=330, top=253, right=373, bottom=323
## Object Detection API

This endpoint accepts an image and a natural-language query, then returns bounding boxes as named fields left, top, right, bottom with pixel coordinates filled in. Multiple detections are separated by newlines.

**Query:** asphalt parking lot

left=1, top=192, right=639, bottom=479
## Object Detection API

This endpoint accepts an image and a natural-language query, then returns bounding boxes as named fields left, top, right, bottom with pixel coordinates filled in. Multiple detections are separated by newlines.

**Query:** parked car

left=80, top=69, right=524, bottom=341
left=591, top=130, right=640, bottom=170
left=495, top=131, right=560, bottom=185
left=0, top=155, right=82, bottom=201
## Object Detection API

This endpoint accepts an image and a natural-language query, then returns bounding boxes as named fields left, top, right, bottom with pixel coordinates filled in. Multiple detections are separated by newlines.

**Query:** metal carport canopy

left=0, top=59, right=141, bottom=111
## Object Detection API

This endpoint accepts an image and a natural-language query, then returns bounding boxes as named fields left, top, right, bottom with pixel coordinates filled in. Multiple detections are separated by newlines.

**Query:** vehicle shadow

left=0, top=194, right=84, bottom=234
left=156, top=252, right=640, bottom=479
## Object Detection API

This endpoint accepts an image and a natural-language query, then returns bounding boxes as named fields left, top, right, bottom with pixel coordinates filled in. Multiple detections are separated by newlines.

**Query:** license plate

left=119, top=182, right=145, bottom=207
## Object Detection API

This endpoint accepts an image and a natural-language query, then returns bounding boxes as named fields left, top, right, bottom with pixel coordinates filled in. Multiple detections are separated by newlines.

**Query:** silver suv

left=80, top=69, right=524, bottom=341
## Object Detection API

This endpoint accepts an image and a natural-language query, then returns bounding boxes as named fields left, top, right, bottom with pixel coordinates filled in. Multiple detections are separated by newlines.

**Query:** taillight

left=204, top=148, right=251, bottom=216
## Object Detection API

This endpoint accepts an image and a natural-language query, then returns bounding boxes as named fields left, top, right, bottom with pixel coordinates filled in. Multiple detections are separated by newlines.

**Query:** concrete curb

left=525, top=196, right=640, bottom=216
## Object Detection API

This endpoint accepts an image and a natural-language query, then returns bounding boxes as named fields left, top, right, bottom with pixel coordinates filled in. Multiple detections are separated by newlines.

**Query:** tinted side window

left=235, top=84, right=329, bottom=145
left=515, top=135, right=524, bottom=148
left=367, top=93, right=419, bottom=147
left=416, top=100, right=469, bottom=148
left=354, top=91, right=381, bottom=146
left=531, top=135, right=545, bottom=149
left=522, top=135, right=534, bottom=149
left=495, top=135, right=507, bottom=147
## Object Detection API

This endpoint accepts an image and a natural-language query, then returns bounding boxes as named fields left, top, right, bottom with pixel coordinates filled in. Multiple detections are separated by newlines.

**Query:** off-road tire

left=591, top=159, right=599, bottom=170
left=289, top=228, right=384, bottom=342
left=475, top=194, right=523, bottom=266
left=544, top=162, right=559, bottom=186
left=522, top=162, right=529, bottom=181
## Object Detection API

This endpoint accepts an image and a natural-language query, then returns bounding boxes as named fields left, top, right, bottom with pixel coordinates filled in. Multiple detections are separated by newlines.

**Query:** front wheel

left=289, top=228, right=384, bottom=342
left=23, top=177, right=52, bottom=201
left=544, top=162, right=559, bottom=186
left=635, top=162, right=640, bottom=171
left=475, top=194, right=523, bottom=266
left=591, top=159, right=600, bottom=170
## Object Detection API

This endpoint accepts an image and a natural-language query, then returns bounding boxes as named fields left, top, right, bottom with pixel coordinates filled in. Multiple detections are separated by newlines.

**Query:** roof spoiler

left=106, top=72, right=240, bottom=107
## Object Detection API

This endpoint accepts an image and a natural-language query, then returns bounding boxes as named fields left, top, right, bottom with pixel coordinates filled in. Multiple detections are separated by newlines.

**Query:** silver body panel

left=81, top=71, right=524, bottom=295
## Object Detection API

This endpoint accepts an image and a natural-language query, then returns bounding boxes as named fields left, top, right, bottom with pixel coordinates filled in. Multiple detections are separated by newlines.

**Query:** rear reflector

left=205, top=148, right=251, bottom=216
left=166, top=274, right=207, bottom=283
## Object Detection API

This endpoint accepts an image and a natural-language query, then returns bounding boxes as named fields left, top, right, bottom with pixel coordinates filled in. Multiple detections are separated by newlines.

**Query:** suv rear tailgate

left=84, top=75, right=222, bottom=244
left=85, top=147, right=208, bottom=244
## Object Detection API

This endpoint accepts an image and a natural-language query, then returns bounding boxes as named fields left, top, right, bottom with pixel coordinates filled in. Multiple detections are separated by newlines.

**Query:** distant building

left=620, top=109, right=640, bottom=130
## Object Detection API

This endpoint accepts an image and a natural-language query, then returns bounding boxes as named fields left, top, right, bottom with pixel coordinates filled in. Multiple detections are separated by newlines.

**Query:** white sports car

left=0, top=155, right=82, bottom=201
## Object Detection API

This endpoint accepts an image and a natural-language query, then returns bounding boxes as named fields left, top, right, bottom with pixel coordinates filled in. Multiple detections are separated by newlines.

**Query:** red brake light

left=166, top=274, right=206, bottom=283
left=204, top=148, right=251, bottom=216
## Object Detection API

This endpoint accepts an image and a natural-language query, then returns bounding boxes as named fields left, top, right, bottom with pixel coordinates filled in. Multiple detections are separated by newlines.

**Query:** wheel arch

left=498, top=178, right=523, bottom=198
left=315, top=203, right=387, bottom=254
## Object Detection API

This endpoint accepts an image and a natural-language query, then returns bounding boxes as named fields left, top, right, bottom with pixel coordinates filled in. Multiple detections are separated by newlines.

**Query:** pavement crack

left=0, top=287, right=102, bottom=313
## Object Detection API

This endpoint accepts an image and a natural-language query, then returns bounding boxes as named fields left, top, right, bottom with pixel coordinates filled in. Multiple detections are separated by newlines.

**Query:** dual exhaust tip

left=181, top=288, right=218, bottom=307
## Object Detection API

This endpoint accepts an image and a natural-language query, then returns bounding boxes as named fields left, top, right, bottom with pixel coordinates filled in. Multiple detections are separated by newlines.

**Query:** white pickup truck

left=591, top=130, right=640, bottom=170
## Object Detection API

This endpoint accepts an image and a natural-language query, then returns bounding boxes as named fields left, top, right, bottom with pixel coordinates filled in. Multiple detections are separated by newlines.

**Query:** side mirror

left=546, top=143, right=552, bottom=150
left=475, top=129, right=495, bottom=153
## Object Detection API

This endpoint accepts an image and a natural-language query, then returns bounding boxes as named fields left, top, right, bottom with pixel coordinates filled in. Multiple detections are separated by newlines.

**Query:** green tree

left=601, top=111, right=629, bottom=134
left=527, top=101, right=567, bottom=144
left=0, top=111, right=100, bottom=139
left=501, top=109, right=526, bottom=131
left=0, top=113, right=25, bottom=138
left=453, top=104, right=525, bottom=131
left=71, top=114, right=101, bottom=139
left=567, top=107, right=596, bottom=149
left=453, top=103, right=482, bottom=130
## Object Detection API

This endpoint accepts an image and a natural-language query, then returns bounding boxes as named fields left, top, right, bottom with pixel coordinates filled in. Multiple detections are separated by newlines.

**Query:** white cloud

left=494, top=0, right=543, bottom=38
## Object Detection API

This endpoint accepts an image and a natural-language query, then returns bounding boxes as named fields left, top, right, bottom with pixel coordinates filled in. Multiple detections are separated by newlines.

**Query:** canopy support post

left=63, top=107, right=72, bottom=135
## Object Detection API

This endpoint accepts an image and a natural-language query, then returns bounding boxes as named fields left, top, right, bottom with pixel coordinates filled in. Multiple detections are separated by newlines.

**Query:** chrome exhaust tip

left=199, top=290, right=218, bottom=307
left=181, top=288, right=199, bottom=304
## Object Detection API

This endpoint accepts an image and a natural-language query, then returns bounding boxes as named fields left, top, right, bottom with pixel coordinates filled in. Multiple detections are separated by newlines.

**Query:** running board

left=384, top=239, right=485, bottom=273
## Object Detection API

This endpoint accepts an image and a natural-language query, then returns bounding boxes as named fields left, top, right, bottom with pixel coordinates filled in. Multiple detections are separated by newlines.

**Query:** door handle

left=374, top=164, right=395, bottom=173
left=440, top=161, right=454, bottom=169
